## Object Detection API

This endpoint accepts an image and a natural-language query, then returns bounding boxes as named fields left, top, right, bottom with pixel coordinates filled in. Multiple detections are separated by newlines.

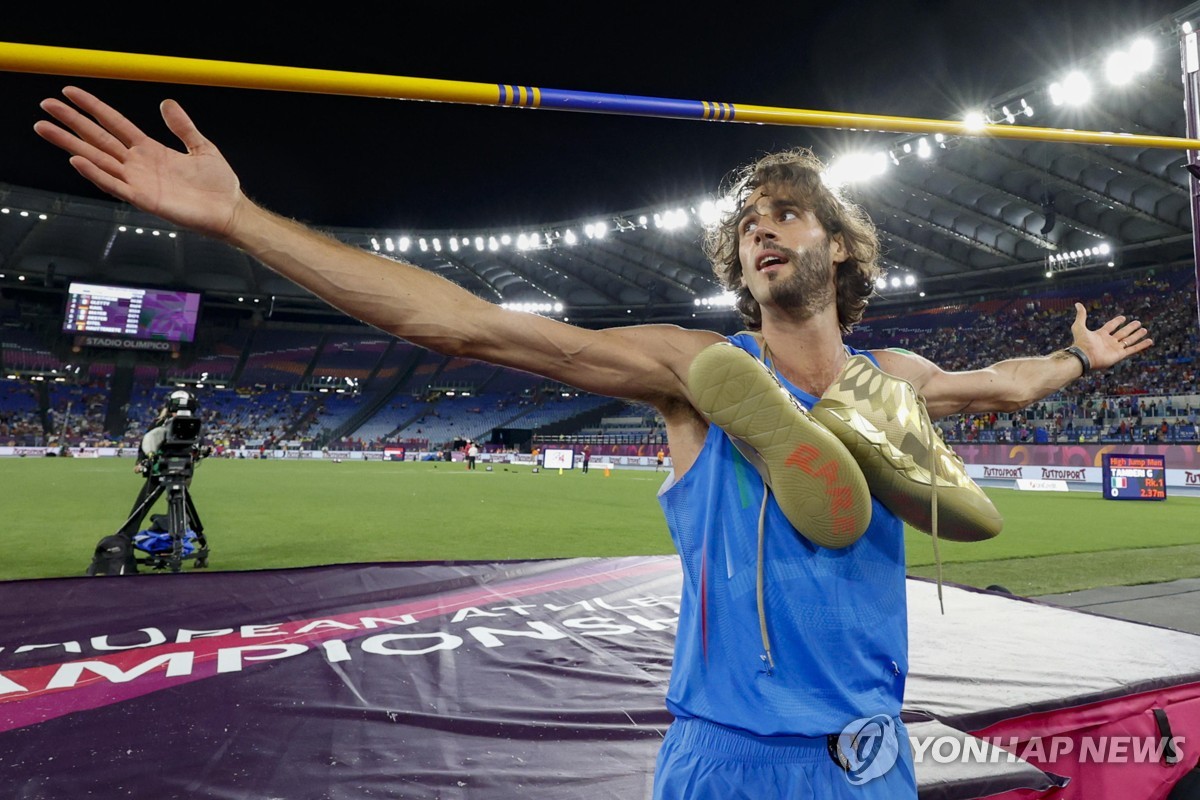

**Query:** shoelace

left=756, top=484, right=774, bottom=675
left=916, top=395, right=944, bottom=615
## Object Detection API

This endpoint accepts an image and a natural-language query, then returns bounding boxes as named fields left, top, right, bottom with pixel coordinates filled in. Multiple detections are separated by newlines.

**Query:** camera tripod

left=120, top=472, right=210, bottom=573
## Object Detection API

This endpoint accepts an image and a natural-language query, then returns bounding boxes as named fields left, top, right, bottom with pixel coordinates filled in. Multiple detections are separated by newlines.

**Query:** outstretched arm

left=34, top=87, right=720, bottom=407
left=875, top=302, right=1153, bottom=418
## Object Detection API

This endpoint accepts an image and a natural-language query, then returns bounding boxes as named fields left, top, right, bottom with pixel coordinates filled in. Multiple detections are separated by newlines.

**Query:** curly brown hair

left=703, top=148, right=882, bottom=333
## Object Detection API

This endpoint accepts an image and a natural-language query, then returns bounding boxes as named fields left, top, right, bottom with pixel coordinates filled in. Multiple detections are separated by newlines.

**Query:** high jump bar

left=2, top=41, right=1198, bottom=150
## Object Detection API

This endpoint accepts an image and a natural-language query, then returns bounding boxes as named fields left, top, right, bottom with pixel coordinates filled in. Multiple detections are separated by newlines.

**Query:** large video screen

left=63, top=282, right=202, bottom=343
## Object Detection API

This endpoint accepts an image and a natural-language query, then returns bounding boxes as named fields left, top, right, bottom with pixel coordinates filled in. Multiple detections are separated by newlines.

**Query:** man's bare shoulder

left=869, top=347, right=940, bottom=387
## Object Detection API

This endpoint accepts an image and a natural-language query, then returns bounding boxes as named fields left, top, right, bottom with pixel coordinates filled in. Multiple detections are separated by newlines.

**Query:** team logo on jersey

left=834, top=714, right=901, bottom=785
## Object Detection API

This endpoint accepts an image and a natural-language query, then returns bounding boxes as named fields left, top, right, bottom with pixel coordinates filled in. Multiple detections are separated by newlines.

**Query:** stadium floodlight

left=1050, top=71, right=1091, bottom=106
left=823, top=151, right=889, bottom=187
left=474, top=236, right=484, bottom=251
left=916, top=138, right=932, bottom=159
left=1129, top=37, right=1155, bottom=73
left=875, top=277, right=887, bottom=290
left=488, top=236, right=499, bottom=251
left=1105, top=49, right=1136, bottom=86
left=695, top=291, right=736, bottom=308
left=904, top=275, right=916, bottom=286
left=963, top=110, right=987, bottom=131
left=398, top=236, right=411, bottom=251
left=697, top=199, right=722, bottom=227
left=449, top=238, right=459, bottom=252
left=432, top=238, right=442, bottom=252
left=564, top=229, right=577, bottom=245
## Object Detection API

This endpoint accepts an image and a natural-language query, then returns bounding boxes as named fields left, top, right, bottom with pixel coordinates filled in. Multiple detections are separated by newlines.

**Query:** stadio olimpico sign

left=77, top=336, right=176, bottom=352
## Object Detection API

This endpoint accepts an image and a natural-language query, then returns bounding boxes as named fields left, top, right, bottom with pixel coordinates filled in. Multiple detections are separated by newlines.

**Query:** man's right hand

left=34, top=86, right=246, bottom=241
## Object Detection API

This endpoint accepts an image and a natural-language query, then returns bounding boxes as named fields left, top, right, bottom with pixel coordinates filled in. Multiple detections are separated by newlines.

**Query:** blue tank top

left=657, top=333, right=908, bottom=736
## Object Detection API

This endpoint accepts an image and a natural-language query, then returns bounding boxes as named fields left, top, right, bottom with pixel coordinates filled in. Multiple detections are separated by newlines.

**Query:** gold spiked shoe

left=810, top=355, right=1003, bottom=542
left=687, top=342, right=873, bottom=549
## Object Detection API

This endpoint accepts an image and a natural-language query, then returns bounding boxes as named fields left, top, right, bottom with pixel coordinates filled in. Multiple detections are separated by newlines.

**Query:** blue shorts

left=653, top=717, right=917, bottom=800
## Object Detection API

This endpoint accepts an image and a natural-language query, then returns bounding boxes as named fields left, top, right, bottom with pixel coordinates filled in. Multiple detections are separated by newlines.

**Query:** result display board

left=1101, top=453, right=1167, bottom=500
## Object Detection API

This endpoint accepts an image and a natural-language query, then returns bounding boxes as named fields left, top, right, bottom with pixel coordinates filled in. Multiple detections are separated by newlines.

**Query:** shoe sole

left=811, top=361, right=1003, bottom=541
left=687, top=343, right=872, bottom=549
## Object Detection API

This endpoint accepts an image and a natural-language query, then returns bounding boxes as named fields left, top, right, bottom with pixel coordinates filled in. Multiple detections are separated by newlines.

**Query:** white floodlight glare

left=449, top=238, right=459, bottom=252
left=695, top=292, right=737, bottom=308
left=474, top=236, right=484, bottom=251
left=1054, top=71, right=1092, bottom=106
left=1129, top=37, right=1155, bottom=73
left=488, top=236, right=499, bottom=252
left=823, top=151, right=889, bottom=187
left=370, top=237, right=380, bottom=251
left=875, top=277, right=887, bottom=289
left=399, top=236, right=410, bottom=251
left=1105, top=49, right=1135, bottom=85
left=963, top=111, right=987, bottom=131
left=916, top=138, right=932, bottom=159
left=904, top=275, right=916, bottom=286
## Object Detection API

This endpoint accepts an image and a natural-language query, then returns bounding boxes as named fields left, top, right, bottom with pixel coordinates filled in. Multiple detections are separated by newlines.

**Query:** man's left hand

left=1070, top=302, right=1153, bottom=371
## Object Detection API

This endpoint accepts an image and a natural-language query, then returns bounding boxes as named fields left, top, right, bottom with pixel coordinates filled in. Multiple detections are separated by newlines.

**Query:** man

left=35, top=87, right=1151, bottom=796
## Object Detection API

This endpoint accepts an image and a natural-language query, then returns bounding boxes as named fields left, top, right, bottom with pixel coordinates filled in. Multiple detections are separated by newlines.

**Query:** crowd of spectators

left=2, top=266, right=1196, bottom=450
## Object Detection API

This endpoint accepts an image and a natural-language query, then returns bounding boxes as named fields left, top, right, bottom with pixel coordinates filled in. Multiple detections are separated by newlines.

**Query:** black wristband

left=1064, top=345, right=1091, bottom=375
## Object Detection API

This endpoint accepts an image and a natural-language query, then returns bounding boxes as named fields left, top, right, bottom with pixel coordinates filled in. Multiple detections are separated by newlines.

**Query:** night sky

left=0, top=1, right=1191, bottom=231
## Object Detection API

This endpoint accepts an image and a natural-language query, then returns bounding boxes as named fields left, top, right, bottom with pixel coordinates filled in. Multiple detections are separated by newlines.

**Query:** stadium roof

left=1, top=2, right=1198, bottom=330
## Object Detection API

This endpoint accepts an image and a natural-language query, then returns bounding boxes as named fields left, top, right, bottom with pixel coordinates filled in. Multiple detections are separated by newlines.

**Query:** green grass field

left=2, top=457, right=1197, bottom=595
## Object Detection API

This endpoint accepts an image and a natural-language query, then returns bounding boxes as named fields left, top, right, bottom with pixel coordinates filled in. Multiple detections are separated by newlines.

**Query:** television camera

left=120, top=391, right=212, bottom=573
